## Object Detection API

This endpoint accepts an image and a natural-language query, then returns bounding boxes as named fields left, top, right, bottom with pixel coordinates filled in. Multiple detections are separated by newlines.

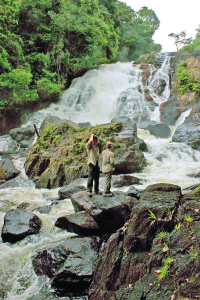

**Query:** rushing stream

left=1, top=53, right=200, bottom=299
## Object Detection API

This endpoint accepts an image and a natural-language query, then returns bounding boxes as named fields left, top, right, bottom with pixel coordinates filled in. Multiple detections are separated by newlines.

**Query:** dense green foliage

left=176, top=60, right=200, bottom=95
left=0, top=0, right=161, bottom=116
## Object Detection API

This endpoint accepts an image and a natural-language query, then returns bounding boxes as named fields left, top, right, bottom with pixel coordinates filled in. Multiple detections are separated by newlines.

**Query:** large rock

left=88, top=183, right=184, bottom=300
left=70, top=190, right=134, bottom=233
left=25, top=120, right=146, bottom=189
left=172, top=106, right=200, bottom=150
left=58, top=180, right=86, bottom=199
left=124, top=183, right=181, bottom=251
left=0, top=158, right=20, bottom=180
left=9, top=125, right=35, bottom=144
left=139, top=120, right=171, bottom=138
left=0, top=135, right=18, bottom=155
left=53, top=236, right=100, bottom=296
left=33, top=245, right=68, bottom=278
left=1, top=209, right=42, bottom=243
left=114, top=121, right=138, bottom=146
left=0, top=175, right=33, bottom=189
left=55, top=211, right=100, bottom=235
left=159, top=95, right=187, bottom=125
left=114, top=148, right=147, bottom=174
left=39, top=116, right=78, bottom=136
left=148, top=122, right=171, bottom=138
left=112, top=174, right=141, bottom=187
left=33, top=236, right=101, bottom=296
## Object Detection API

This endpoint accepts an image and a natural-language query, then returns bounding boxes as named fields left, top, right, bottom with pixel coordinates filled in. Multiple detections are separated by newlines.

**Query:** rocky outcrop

left=66, top=190, right=134, bottom=234
left=1, top=209, right=42, bottom=243
left=139, top=120, right=171, bottom=138
left=160, top=95, right=187, bottom=125
left=172, top=104, right=200, bottom=150
left=56, top=211, right=100, bottom=236
left=88, top=183, right=200, bottom=300
left=25, top=118, right=147, bottom=189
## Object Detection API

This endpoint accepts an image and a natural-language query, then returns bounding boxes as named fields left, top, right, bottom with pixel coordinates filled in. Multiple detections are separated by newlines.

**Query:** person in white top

left=102, top=141, right=114, bottom=197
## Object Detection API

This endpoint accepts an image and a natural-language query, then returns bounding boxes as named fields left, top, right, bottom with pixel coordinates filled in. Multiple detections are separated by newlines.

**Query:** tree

left=138, top=6, right=160, bottom=33
left=168, top=31, right=193, bottom=51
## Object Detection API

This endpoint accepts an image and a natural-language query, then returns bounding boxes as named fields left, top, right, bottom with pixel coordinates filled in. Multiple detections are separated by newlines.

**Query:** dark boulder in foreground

left=69, top=190, right=134, bottom=234
left=55, top=211, right=100, bottom=236
left=88, top=183, right=200, bottom=300
left=33, top=236, right=101, bottom=297
left=1, top=209, right=42, bottom=243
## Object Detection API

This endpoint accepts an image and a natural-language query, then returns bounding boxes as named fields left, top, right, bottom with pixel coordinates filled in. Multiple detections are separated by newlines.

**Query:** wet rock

left=0, top=135, right=18, bottom=155
left=0, top=158, right=20, bottom=180
left=126, top=185, right=142, bottom=199
left=114, top=148, right=147, bottom=174
left=172, top=106, right=200, bottom=150
left=77, top=122, right=91, bottom=129
left=52, top=236, right=101, bottom=296
left=138, top=137, right=148, bottom=152
left=114, top=121, right=138, bottom=146
left=112, top=174, right=141, bottom=187
left=39, top=116, right=78, bottom=136
left=1, top=209, right=42, bottom=243
left=160, top=95, right=187, bottom=125
left=55, top=211, right=100, bottom=235
left=58, top=180, right=86, bottom=199
left=138, top=120, right=171, bottom=138
left=70, top=190, right=134, bottom=233
left=9, top=125, right=35, bottom=144
left=88, top=183, right=184, bottom=300
left=148, top=122, right=171, bottom=138
left=0, top=174, right=33, bottom=189
left=111, top=116, right=131, bottom=124
left=33, top=245, right=68, bottom=278
left=35, top=205, right=52, bottom=214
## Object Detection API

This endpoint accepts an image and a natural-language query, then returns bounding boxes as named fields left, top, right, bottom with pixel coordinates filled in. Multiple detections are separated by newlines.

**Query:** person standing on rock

left=85, top=134, right=102, bottom=197
left=102, top=141, right=114, bottom=197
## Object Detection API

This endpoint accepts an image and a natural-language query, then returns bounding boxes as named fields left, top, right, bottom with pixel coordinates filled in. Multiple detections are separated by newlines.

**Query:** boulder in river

left=1, top=209, right=42, bottom=243
left=0, top=158, right=20, bottom=181
left=69, top=190, right=134, bottom=234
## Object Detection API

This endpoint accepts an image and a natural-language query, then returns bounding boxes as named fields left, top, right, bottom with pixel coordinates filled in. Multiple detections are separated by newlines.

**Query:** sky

left=121, top=0, right=200, bottom=52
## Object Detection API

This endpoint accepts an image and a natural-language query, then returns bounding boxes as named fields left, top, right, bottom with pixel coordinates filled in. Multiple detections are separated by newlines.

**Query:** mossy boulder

left=25, top=119, right=147, bottom=189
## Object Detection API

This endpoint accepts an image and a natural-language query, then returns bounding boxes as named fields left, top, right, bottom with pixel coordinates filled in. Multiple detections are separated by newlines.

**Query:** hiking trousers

left=87, top=162, right=100, bottom=193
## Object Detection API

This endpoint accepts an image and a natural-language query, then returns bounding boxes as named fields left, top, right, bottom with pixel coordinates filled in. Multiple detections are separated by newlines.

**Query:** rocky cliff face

left=160, top=52, right=200, bottom=149
left=88, top=183, right=200, bottom=300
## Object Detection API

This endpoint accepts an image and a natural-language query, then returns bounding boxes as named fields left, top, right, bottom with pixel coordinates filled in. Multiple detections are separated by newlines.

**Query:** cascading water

left=1, top=53, right=200, bottom=299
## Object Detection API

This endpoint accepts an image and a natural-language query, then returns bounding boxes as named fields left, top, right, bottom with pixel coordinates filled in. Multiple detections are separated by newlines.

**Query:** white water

left=1, top=53, right=200, bottom=299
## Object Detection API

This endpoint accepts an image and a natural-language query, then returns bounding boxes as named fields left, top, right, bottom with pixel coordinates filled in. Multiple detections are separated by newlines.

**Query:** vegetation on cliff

left=25, top=120, right=124, bottom=188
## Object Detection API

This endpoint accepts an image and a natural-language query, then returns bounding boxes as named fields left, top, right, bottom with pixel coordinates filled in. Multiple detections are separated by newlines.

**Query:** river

left=0, top=53, right=200, bottom=299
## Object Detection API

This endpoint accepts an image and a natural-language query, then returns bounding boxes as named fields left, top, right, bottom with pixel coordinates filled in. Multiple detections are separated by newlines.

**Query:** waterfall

left=1, top=53, right=200, bottom=299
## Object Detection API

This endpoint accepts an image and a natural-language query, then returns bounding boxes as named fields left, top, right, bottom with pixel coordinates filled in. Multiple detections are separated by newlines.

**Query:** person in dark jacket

left=85, top=134, right=102, bottom=197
